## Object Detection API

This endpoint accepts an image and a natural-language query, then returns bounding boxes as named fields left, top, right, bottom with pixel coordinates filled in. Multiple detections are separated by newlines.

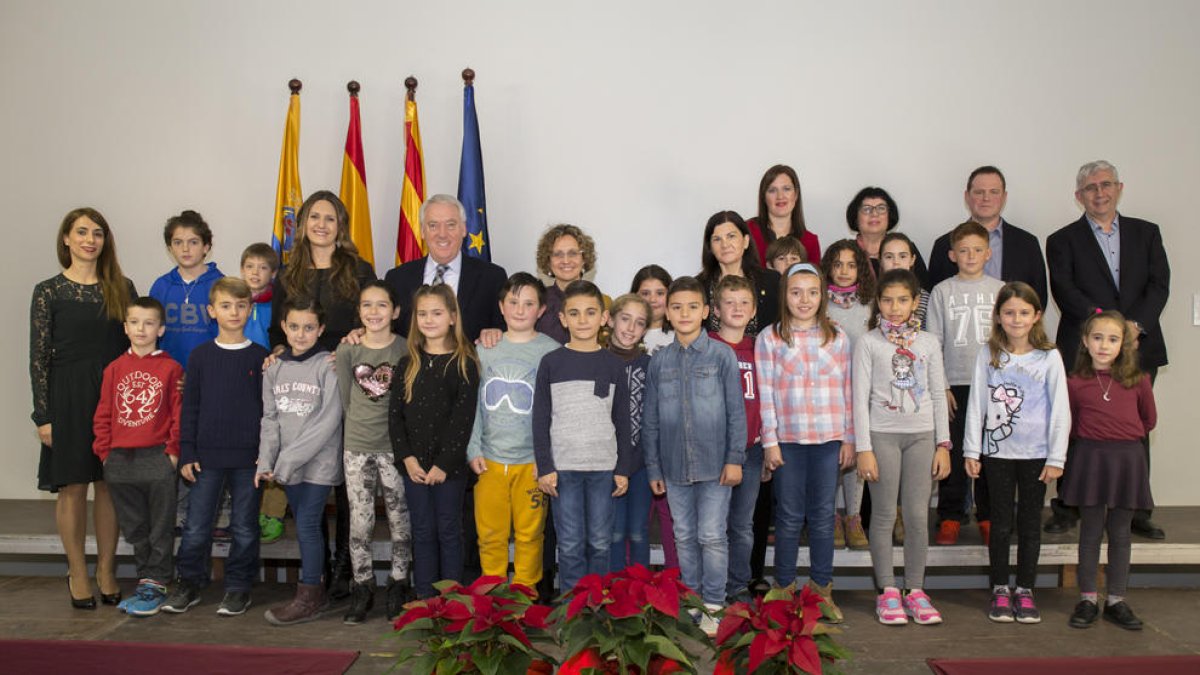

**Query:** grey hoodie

left=258, top=347, right=344, bottom=486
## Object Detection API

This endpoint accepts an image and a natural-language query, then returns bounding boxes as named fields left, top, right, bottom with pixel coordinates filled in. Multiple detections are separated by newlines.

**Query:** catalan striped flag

left=396, top=80, right=426, bottom=264
left=458, top=71, right=490, bottom=261
left=339, top=82, right=374, bottom=267
left=272, top=81, right=303, bottom=262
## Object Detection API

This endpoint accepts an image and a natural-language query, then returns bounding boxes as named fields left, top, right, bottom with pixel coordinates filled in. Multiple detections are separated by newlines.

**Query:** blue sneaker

left=116, top=595, right=133, bottom=613
left=125, top=580, right=168, bottom=617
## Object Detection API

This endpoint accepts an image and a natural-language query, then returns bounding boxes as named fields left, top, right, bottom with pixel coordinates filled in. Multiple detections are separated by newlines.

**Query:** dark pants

left=940, top=385, right=990, bottom=523
left=176, top=467, right=260, bottom=593
left=538, top=499, right=557, bottom=600
left=552, top=470, right=614, bottom=593
left=1079, top=505, right=1134, bottom=596
left=105, top=448, right=177, bottom=584
left=749, top=471, right=774, bottom=581
left=983, top=456, right=1046, bottom=589
left=726, top=444, right=763, bottom=596
left=462, top=473, right=482, bottom=583
left=284, top=482, right=332, bottom=585
left=403, top=473, right=467, bottom=598
left=773, top=441, right=840, bottom=588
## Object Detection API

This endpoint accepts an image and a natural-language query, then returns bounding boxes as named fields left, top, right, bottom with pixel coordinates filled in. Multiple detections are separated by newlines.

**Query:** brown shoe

left=265, top=583, right=328, bottom=626
left=845, top=514, right=869, bottom=550
left=833, top=514, right=846, bottom=549
left=893, top=511, right=905, bottom=545
left=807, top=580, right=843, bottom=623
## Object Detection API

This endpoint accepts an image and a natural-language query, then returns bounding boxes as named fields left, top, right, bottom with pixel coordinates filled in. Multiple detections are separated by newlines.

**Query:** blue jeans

left=610, top=467, right=652, bottom=571
left=726, top=444, right=763, bottom=597
left=403, top=473, right=467, bottom=599
left=176, top=467, right=260, bottom=593
left=283, top=482, right=332, bottom=585
left=773, top=441, right=840, bottom=587
left=666, top=479, right=731, bottom=606
left=553, top=470, right=614, bottom=592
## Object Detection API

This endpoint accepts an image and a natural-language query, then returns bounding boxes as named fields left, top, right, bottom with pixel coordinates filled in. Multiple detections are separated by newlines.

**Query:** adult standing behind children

left=845, top=187, right=929, bottom=288
left=927, top=166, right=1048, bottom=307
left=149, top=210, right=224, bottom=369
left=534, top=224, right=609, bottom=344
left=746, top=165, right=822, bottom=267
left=697, top=211, right=780, bottom=337
left=1045, top=160, right=1170, bottom=540
left=31, top=207, right=135, bottom=608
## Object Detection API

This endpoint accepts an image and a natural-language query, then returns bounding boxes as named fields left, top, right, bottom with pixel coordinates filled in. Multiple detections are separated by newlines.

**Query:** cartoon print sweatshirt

left=963, top=347, right=1070, bottom=468
left=258, top=346, right=344, bottom=486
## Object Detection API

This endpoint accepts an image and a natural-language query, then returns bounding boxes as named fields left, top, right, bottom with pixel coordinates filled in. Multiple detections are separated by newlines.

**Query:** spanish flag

left=396, top=77, right=426, bottom=264
left=339, top=81, right=374, bottom=267
left=272, top=80, right=303, bottom=262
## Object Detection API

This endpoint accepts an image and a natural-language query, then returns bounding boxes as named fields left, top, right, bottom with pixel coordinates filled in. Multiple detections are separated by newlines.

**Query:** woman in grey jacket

left=256, top=298, right=344, bottom=625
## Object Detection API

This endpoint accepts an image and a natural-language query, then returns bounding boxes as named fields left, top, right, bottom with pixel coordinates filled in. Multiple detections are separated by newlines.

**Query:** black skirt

left=1060, top=438, right=1153, bottom=510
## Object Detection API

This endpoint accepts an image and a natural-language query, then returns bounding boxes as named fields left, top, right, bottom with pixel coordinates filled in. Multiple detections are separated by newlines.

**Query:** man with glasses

left=1044, top=160, right=1170, bottom=539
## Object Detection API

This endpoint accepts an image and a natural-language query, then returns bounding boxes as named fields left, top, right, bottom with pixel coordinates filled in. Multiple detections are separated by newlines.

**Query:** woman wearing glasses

left=846, top=187, right=929, bottom=288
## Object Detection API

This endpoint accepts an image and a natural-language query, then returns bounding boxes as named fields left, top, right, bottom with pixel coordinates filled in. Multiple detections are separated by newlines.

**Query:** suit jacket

left=928, top=220, right=1048, bottom=308
left=1046, top=214, right=1169, bottom=370
left=384, top=255, right=508, bottom=342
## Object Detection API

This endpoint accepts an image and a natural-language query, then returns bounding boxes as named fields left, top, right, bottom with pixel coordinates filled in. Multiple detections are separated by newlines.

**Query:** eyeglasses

left=859, top=204, right=888, bottom=216
left=1080, top=181, right=1117, bottom=195
left=551, top=249, right=582, bottom=260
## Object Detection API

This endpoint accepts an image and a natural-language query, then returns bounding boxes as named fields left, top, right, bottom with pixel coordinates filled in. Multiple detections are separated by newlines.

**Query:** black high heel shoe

left=100, top=589, right=122, bottom=605
left=67, top=576, right=96, bottom=610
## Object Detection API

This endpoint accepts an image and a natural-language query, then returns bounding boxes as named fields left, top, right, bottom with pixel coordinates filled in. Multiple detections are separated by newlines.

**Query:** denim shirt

left=643, top=331, right=747, bottom=484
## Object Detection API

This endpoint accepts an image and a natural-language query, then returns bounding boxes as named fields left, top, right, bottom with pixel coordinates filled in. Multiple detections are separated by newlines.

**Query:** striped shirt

left=754, top=324, right=854, bottom=447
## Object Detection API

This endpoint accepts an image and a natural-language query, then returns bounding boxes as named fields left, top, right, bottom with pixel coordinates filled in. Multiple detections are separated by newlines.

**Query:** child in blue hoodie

left=149, top=210, right=225, bottom=369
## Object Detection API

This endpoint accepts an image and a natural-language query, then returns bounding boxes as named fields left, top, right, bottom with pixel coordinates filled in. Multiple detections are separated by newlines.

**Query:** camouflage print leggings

left=345, top=451, right=412, bottom=584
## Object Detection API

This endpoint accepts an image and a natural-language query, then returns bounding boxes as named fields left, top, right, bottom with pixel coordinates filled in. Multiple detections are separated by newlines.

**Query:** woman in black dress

left=270, top=190, right=376, bottom=599
left=696, top=210, right=780, bottom=337
left=31, top=207, right=135, bottom=608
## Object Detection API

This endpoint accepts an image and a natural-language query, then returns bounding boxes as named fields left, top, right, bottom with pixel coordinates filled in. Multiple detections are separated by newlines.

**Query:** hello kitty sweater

left=852, top=327, right=949, bottom=452
left=336, top=338, right=407, bottom=454
left=962, top=347, right=1070, bottom=468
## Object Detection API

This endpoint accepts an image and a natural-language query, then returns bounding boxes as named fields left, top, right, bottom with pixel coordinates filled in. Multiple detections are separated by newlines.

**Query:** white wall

left=2, top=0, right=1197, bottom=503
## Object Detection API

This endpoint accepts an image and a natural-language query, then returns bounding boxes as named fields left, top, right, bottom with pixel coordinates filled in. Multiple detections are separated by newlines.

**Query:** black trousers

left=983, top=456, right=1046, bottom=589
left=749, top=476, right=774, bottom=580
left=939, top=385, right=990, bottom=523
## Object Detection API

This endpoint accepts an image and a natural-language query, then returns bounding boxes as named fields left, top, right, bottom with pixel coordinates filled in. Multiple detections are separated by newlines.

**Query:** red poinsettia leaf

left=648, top=656, right=686, bottom=675
left=498, top=620, right=533, bottom=648
left=392, top=604, right=433, bottom=630
left=433, top=579, right=464, bottom=595
left=645, top=583, right=679, bottom=618
left=560, top=648, right=604, bottom=674
left=522, top=603, right=552, bottom=629
left=441, top=598, right=474, bottom=621
left=446, top=618, right=470, bottom=632
left=748, top=630, right=787, bottom=672
left=626, top=564, right=653, bottom=582
left=789, top=635, right=822, bottom=674
left=605, top=592, right=642, bottom=619
left=712, top=652, right=738, bottom=675
left=714, top=610, right=747, bottom=646
left=509, top=582, right=537, bottom=600
left=466, top=575, right=507, bottom=596
left=566, top=590, right=590, bottom=620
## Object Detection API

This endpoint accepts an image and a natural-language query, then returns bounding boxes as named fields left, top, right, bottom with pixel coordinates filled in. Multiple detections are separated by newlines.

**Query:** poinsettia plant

left=392, top=576, right=556, bottom=675
left=713, top=585, right=850, bottom=674
left=553, top=564, right=710, bottom=674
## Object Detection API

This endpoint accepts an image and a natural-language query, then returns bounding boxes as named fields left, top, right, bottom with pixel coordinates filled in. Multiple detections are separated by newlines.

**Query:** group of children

left=89, top=210, right=1156, bottom=637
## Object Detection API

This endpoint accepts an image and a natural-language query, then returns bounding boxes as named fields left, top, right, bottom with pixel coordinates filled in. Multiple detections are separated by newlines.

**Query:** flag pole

left=405, top=76, right=418, bottom=101
left=289, top=78, right=302, bottom=95
left=347, top=80, right=360, bottom=96
left=462, top=68, right=475, bottom=85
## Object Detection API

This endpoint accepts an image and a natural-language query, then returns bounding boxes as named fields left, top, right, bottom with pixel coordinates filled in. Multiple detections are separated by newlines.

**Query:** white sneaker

left=699, top=603, right=722, bottom=638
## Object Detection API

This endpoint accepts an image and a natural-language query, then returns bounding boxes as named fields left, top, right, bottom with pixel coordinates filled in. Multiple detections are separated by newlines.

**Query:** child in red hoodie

left=93, top=296, right=184, bottom=617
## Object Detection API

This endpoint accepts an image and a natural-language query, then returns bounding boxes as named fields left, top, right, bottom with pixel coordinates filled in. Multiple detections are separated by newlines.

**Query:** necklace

left=1096, top=372, right=1113, bottom=402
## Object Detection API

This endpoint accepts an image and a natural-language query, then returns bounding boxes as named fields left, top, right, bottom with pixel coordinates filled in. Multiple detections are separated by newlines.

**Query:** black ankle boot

left=343, top=582, right=374, bottom=625
left=327, top=549, right=352, bottom=601
left=386, top=577, right=414, bottom=620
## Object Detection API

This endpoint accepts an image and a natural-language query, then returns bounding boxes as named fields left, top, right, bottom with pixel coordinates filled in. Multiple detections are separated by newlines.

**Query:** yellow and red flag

left=396, top=78, right=426, bottom=264
left=272, top=80, right=303, bottom=262
left=339, top=81, right=374, bottom=267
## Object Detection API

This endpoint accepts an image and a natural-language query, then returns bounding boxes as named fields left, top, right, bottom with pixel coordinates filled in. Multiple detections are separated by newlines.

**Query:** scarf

left=878, top=315, right=921, bottom=349
left=607, top=341, right=642, bottom=363
left=828, top=283, right=859, bottom=309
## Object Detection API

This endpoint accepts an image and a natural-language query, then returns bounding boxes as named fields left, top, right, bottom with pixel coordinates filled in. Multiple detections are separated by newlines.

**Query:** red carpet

left=0, top=639, right=358, bottom=674
left=928, top=655, right=1200, bottom=675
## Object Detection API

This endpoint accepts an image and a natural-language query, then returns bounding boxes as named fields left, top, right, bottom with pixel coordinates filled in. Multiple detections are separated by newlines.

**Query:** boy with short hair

left=93, top=297, right=184, bottom=617
left=644, top=276, right=747, bottom=637
left=240, top=243, right=279, bottom=350
left=927, top=221, right=1005, bottom=546
left=162, top=278, right=270, bottom=617
left=765, top=235, right=807, bottom=274
left=533, top=280, right=633, bottom=592
left=469, top=273, right=561, bottom=588
left=707, top=275, right=763, bottom=604
left=149, top=211, right=225, bottom=369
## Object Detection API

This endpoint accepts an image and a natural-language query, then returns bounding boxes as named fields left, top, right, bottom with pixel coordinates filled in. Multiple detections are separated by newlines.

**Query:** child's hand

left=254, top=471, right=273, bottom=488
left=180, top=462, right=201, bottom=482
left=612, top=474, right=629, bottom=497
left=262, top=346, right=284, bottom=371
left=168, top=454, right=178, bottom=469
left=932, top=447, right=951, bottom=480
left=763, top=445, right=784, bottom=471
left=425, top=466, right=447, bottom=485
left=476, top=329, right=503, bottom=349
left=965, top=457, right=981, bottom=479
left=403, top=457, right=427, bottom=484
left=341, top=328, right=366, bottom=346
left=839, top=442, right=856, bottom=470
left=946, top=389, right=957, bottom=422
left=1039, top=465, right=1064, bottom=485
left=469, top=457, right=488, bottom=475
left=649, top=479, right=666, bottom=496
left=720, top=463, right=743, bottom=487
left=760, top=464, right=773, bottom=483
left=857, top=451, right=879, bottom=482
left=36, top=423, right=52, bottom=447
left=538, top=471, right=559, bottom=497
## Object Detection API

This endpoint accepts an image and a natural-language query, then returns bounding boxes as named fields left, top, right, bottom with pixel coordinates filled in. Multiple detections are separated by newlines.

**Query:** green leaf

left=408, top=653, right=439, bottom=675
left=500, top=651, right=533, bottom=673
left=473, top=649, right=502, bottom=675
left=624, top=639, right=654, bottom=671
left=643, top=635, right=691, bottom=666
left=762, top=587, right=791, bottom=602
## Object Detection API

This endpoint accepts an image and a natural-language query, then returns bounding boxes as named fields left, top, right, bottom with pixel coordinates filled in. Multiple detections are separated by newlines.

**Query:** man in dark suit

left=928, top=165, right=1048, bottom=306
left=1045, top=160, right=1170, bottom=539
left=383, top=193, right=508, bottom=585
left=384, top=194, right=507, bottom=343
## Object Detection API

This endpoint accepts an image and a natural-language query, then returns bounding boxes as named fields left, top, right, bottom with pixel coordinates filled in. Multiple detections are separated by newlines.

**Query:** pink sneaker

left=876, top=587, right=907, bottom=625
left=904, top=589, right=943, bottom=625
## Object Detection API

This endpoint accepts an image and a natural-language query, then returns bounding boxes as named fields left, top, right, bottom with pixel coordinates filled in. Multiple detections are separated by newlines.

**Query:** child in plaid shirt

left=755, top=263, right=854, bottom=622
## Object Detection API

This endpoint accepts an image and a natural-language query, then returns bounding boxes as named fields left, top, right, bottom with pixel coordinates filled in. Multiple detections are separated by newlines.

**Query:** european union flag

left=458, top=74, right=490, bottom=261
